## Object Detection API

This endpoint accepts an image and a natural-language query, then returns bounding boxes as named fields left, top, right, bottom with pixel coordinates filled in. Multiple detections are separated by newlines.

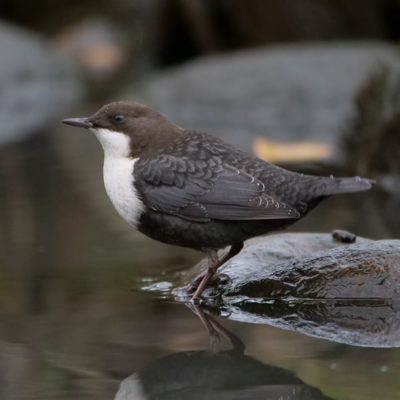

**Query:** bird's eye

left=113, top=114, right=125, bottom=123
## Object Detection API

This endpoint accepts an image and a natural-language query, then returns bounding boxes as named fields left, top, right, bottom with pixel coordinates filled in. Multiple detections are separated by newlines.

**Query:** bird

left=62, top=101, right=373, bottom=300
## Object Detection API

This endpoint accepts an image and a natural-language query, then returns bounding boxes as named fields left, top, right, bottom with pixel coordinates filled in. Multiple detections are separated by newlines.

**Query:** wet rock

left=0, top=21, right=82, bottom=146
left=174, top=232, right=400, bottom=304
left=176, top=232, right=370, bottom=291
left=332, top=229, right=357, bottom=243
left=176, top=233, right=400, bottom=348
left=219, top=238, right=400, bottom=299
left=134, top=43, right=400, bottom=159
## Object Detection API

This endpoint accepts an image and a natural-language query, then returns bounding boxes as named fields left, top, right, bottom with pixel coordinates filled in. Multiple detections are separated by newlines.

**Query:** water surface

left=0, top=126, right=399, bottom=399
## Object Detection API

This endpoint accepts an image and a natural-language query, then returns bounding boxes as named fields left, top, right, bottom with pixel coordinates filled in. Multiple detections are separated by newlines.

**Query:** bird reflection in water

left=114, top=306, right=332, bottom=400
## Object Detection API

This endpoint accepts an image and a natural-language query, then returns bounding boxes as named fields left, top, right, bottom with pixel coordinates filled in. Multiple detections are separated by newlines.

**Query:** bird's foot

left=189, top=243, right=242, bottom=300
left=185, top=272, right=231, bottom=295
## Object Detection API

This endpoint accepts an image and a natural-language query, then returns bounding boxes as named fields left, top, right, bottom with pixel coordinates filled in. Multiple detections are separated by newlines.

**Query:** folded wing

left=135, top=155, right=300, bottom=222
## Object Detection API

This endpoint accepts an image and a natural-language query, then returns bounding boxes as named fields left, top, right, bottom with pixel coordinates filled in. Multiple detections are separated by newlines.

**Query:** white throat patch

left=92, top=128, right=131, bottom=158
left=91, top=128, right=144, bottom=227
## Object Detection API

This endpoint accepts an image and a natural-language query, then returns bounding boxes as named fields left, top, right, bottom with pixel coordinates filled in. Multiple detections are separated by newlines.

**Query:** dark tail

left=319, top=176, right=374, bottom=196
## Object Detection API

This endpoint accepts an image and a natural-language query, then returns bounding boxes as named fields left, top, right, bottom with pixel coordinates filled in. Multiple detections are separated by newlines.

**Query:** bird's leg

left=185, top=268, right=227, bottom=294
left=191, top=242, right=243, bottom=301
left=191, top=250, right=219, bottom=301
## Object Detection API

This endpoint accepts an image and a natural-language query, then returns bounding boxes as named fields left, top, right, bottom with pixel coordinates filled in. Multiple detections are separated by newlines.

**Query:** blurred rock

left=341, top=66, right=400, bottom=241
left=0, top=21, right=81, bottom=146
left=134, top=42, right=400, bottom=162
left=52, top=0, right=164, bottom=79
left=343, top=67, right=400, bottom=182
left=55, top=19, right=126, bottom=78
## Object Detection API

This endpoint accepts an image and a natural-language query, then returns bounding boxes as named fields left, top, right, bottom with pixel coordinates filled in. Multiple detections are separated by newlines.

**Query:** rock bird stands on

left=63, top=101, right=373, bottom=300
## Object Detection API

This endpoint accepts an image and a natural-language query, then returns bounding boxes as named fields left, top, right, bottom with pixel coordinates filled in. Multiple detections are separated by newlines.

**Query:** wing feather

left=134, top=155, right=300, bottom=222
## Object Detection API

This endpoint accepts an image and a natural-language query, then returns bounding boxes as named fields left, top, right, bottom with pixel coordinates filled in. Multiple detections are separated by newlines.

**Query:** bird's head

left=63, top=101, right=181, bottom=158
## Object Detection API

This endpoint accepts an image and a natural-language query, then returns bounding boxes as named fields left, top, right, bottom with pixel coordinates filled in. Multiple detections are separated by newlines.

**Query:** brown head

left=62, top=101, right=182, bottom=158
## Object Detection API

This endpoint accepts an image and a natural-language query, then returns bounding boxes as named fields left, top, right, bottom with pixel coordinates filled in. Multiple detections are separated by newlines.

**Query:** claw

left=186, top=272, right=230, bottom=294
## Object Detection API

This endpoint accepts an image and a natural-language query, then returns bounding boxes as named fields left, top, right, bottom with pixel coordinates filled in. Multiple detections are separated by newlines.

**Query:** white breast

left=103, top=156, right=143, bottom=227
left=92, top=128, right=144, bottom=227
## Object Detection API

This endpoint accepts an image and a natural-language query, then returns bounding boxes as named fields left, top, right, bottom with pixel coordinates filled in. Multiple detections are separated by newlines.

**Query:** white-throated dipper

left=63, top=101, right=373, bottom=300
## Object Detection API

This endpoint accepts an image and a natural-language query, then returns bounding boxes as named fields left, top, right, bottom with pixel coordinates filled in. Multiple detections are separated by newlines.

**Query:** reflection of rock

left=0, top=21, right=81, bottom=145
left=224, top=300, right=400, bottom=348
left=135, top=43, right=400, bottom=158
left=115, top=350, right=331, bottom=400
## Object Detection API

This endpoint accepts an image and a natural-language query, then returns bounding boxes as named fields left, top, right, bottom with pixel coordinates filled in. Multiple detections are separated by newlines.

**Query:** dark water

left=1, top=125, right=400, bottom=400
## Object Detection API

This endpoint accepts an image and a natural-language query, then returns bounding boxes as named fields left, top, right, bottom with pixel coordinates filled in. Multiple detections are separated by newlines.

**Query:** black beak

left=62, top=117, right=93, bottom=129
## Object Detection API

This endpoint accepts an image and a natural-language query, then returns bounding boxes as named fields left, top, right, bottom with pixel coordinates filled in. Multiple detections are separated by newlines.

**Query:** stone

left=0, top=21, right=82, bottom=145
left=174, top=233, right=400, bottom=347
left=220, top=238, right=400, bottom=300
left=133, top=42, right=400, bottom=161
